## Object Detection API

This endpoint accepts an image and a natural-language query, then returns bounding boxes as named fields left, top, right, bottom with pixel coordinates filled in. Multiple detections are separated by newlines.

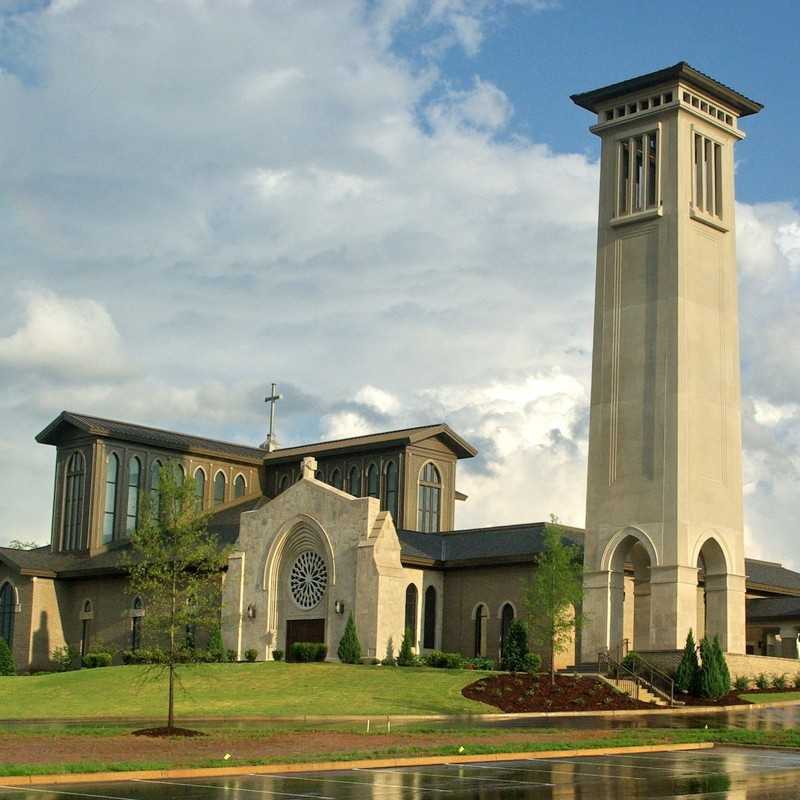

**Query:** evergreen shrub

left=397, top=628, right=416, bottom=666
left=82, top=652, right=113, bottom=669
left=523, top=652, right=542, bottom=674
left=207, top=625, right=226, bottom=662
left=424, top=650, right=464, bottom=669
left=675, top=630, right=700, bottom=694
left=0, top=639, right=15, bottom=676
left=501, top=620, right=529, bottom=672
left=290, top=642, right=327, bottom=662
left=244, top=648, right=258, bottom=662
left=337, top=613, right=362, bottom=664
left=51, top=644, right=79, bottom=672
left=272, top=649, right=284, bottom=661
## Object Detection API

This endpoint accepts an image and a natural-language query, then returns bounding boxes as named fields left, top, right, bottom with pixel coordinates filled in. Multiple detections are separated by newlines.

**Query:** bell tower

left=571, top=64, right=762, bottom=660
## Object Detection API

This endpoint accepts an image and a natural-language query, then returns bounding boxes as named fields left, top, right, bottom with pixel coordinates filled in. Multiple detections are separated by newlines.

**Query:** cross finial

left=262, top=382, right=283, bottom=451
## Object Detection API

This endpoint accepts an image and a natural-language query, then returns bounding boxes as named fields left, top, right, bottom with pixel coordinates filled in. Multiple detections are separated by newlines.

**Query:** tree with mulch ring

left=132, top=726, right=207, bottom=737
left=462, top=673, right=656, bottom=713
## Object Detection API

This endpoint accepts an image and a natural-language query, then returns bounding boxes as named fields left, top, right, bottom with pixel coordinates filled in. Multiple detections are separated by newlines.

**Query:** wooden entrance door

left=285, top=618, right=325, bottom=660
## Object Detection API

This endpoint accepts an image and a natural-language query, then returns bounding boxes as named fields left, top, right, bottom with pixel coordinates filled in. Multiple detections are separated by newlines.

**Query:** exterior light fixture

left=334, top=600, right=345, bottom=615
left=246, top=603, right=257, bottom=620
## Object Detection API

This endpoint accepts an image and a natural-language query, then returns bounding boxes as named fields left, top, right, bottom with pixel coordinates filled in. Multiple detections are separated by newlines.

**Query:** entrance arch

left=695, top=535, right=730, bottom=647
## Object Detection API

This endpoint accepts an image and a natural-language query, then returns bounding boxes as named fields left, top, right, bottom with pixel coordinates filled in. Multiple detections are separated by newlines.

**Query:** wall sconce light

left=246, top=604, right=257, bottom=620
left=334, top=600, right=345, bottom=615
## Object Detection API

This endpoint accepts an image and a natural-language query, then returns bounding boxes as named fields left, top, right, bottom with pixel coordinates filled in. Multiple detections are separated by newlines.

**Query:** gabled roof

left=746, top=596, right=800, bottom=622
left=263, top=423, right=477, bottom=463
left=745, top=559, right=800, bottom=595
left=36, top=411, right=266, bottom=464
left=571, top=62, right=763, bottom=117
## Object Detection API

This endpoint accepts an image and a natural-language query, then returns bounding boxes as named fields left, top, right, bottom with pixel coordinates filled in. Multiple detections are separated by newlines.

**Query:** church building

left=3, top=63, right=800, bottom=677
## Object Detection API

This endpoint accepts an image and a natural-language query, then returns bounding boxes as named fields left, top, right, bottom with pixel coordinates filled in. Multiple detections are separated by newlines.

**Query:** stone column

left=779, top=627, right=799, bottom=660
left=704, top=572, right=747, bottom=654
left=581, top=570, right=614, bottom=663
left=648, top=565, right=698, bottom=651
left=633, top=580, right=652, bottom=652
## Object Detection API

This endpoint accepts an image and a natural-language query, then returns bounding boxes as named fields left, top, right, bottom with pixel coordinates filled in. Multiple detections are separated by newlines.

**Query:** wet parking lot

left=3, top=747, right=800, bottom=799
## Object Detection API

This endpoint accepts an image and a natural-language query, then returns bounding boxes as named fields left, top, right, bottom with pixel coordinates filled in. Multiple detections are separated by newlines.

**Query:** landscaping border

left=0, top=742, right=716, bottom=787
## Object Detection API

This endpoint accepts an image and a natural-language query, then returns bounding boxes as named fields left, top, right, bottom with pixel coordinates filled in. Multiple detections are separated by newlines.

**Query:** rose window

left=290, top=551, right=328, bottom=610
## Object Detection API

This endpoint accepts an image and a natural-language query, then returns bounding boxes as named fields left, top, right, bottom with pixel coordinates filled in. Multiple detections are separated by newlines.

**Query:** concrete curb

left=0, top=742, right=715, bottom=787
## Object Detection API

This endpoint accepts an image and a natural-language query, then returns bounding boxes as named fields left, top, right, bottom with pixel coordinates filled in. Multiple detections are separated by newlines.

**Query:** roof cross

left=262, top=382, right=283, bottom=452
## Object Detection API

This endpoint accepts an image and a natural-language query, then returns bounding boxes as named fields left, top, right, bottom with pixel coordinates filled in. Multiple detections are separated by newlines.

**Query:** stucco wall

left=641, top=649, right=800, bottom=681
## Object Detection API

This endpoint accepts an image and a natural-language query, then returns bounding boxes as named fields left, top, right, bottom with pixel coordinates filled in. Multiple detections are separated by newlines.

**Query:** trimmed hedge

left=290, top=642, right=327, bottom=662
left=465, top=656, right=495, bottom=671
left=424, top=650, right=465, bottom=669
left=82, top=652, right=113, bottom=669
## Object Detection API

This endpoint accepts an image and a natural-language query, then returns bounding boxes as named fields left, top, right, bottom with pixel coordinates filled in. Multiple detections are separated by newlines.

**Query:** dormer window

left=616, top=130, right=659, bottom=218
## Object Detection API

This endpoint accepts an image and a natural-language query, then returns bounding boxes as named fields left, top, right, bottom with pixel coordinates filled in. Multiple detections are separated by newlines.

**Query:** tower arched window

left=404, top=584, right=418, bottom=643
left=417, top=463, right=441, bottom=532
left=367, top=464, right=379, bottom=498
left=63, top=451, right=85, bottom=551
left=102, top=453, right=119, bottom=544
left=194, top=468, right=206, bottom=509
left=278, top=474, right=289, bottom=493
left=423, top=586, right=437, bottom=649
left=348, top=466, right=361, bottom=497
left=0, top=582, right=15, bottom=648
left=126, top=457, right=141, bottom=534
left=234, top=474, right=246, bottom=498
left=330, top=469, right=342, bottom=490
left=383, top=461, right=398, bottom=521
left=213, top=471, right=226, bottom=506
left=474, top=604, right=488, bottom=657
left=500, top=603, right=515, bottom=659
left=131, top=596, right=144, bottom=651
left=149, top=460, right=162, bottom=516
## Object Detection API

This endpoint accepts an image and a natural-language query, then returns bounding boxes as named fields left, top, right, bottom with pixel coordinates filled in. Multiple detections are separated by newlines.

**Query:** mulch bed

left=462, top=673, right=656, bottom=713
left=132, top=727, right=207, bottom=737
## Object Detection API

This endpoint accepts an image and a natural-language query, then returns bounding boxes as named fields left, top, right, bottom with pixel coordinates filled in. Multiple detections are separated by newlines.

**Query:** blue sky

left=1, top=0, right=799, bottom=569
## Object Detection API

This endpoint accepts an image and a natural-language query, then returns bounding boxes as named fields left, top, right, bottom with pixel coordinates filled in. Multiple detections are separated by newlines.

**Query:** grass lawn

left=740, top=691, right=800, bottom=704
left=0, top=663, right=495, bottom=720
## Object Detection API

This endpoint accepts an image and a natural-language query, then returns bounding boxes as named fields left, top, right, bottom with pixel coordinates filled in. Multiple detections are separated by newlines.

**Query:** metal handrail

left=597, top=650, right=641, bottom=701
left=598, top=649, right=676, bottom=706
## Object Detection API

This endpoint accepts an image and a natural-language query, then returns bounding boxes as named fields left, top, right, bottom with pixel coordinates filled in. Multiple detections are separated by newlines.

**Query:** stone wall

left=640, top=649, right=800, bottom=681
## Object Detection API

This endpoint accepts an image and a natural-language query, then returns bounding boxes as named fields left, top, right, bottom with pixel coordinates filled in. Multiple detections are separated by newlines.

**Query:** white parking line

left=438, top=760, right=647, bottom=782
left=261, top=774, right=454, bottom=794
left=0, top=788, right=137, bottom=800
left=358, top=767, right=553, bottom=788
left=134, top=778, right=333, bottom=799
left=524, top=755, right=686, bottom=773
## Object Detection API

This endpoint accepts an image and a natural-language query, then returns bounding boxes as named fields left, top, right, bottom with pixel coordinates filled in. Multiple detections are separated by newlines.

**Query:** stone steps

left=600, top=676, right=669, bottom=706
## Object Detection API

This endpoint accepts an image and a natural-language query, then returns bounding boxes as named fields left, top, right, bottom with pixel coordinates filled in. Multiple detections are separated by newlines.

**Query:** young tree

left=675, top=629, right=700, bottom=694
left=397, top=628, right=415, bottom=666
left=0, top=638, right=15, bottom=676
left=125, top=463, right=230, bottom=731
left=523, top=518, right=584, bottom=685
left=337, top=612, right=362, bottom=664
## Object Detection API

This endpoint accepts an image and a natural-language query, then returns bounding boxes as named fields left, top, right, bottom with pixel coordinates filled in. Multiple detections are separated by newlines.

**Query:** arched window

left=383, top=461, right=398, bottom=521
left=348, top=466, right=361, bottom=497
left=423, top=586, right=437, bottom=649
left=330, top=469, right=342, bottom=490
left=500, top=603, right=515, bottom=659
left=474, top=604, right=488, bottom=657
left=131, top=596, right=144, bottom=651
left=194, top=468, right=206, bottom=509
left=0, top=582, right=15, bottom=647
left=213, top=471, right=226, bottom=506
left=63, top=451, right=85, bottom=551
left=126, top=457, right=141, bottom=534
left=177, top=464, right=186, bottom=484
left=367, top=464, right=379, bottom=498
left=149, top=460, right=162, bottom=516
left=404, top=584, right=418, bottom=643
left=234, top=474, right=246, bottom=498
left=417, top=463, right=441, bottom=532
left=102, top=453, right=119, bottom=543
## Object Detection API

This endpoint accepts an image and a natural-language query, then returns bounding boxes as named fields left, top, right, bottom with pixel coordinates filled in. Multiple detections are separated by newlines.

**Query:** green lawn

left=740, top=691, right=800, bottom=704
left=0, top=663, right=495, bottom=720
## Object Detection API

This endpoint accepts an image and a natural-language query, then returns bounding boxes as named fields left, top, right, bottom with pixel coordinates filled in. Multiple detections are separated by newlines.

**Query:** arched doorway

left=696, top=537, right=729, bottom=648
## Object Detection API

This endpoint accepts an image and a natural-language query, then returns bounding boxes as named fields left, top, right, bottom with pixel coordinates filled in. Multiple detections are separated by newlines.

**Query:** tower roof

left=571, top=62, right=763, bottom=117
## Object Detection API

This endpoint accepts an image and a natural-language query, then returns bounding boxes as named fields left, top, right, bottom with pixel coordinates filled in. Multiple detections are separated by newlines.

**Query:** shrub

left=51, top=644, right=79, bottom=672
left=290, top=642, right=327, bottom=663
left=675, top=630, right=700, bottom=694
left=381, top=638, right=396, bottom=666
left=697, top=635, right=730, bottom=699
left=82, top=652, right=113, bottom=669
left=272, top=649, right=284, bottom=662
left=0, top=638, right=15, bottom=676
left=794, top=672, right=800, bottom=689
left=523, top=652, right=542, bottom=674
left=501, top=620, right=529, bottom=672
left=226, top=649, right=237, bottom=663
left=755, top=672, right=769, bottom=689
left=465, top=656, right=495, bottom=671
left=771, top=673, right=788, bottom=690
left=337, top=613, right=362, bottom=664
left=244, top=648, right=258, bottom=663
left=207, top=625, right=226, bottom=662
left=713, top=636, right=731, bottom=695
left=397, top=628, right=416, bottom=666
left=621, top=651, right=644, bottom=673
left=733, top=675, right=750, bottom=692
left=425, top=650, right=465, bottom=669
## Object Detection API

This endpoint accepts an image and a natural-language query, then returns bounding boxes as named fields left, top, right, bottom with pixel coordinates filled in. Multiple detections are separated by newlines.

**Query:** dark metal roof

left=264, top=423, right=477, bottom=463
left=746, top=596, right=800, bottom=622
left=745, top=559, right=800, bottom=593
left=36, top=411, right=266, bottom=463
left=571, top=62, right=763, bottom=117
left=207, top=496, right=267, bottom=546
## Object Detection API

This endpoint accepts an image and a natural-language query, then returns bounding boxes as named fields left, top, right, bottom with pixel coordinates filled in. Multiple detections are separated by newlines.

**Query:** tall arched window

left=500, top=603, right=515, bottom=659
left=194, top=468, right=206, bottom=509
left=474, top=604, right=488, bottom=657
left=213, top=471, right=226, bottom=506
left=330, top=469, right=342, bottom=490
left=278, top=474, right=289, bottom=493
left=423, top=586, right=437, bottom=649
left=348, top=466, right=361, bottom=497
left=367, top=464, right=379, bottom=498
left=383, top=461, right=398, bottom=521
left=126, top=457, right=141, bottom=534
left=417, top=463, right=441, bottom=532
left=149, top=460, right=162, bottom=516
left=404, top=584, right=418, bottom=643
left=63, top=451, right=85, bottom=551
left=102, top=453, right=119, bottom=543
left=80, top=599, right=93, bottom=659
left=131, top=596, right=144, bottom=651
left=234, top=474, right=246, bottom=498
left=0, top=582, right=15, bottom=647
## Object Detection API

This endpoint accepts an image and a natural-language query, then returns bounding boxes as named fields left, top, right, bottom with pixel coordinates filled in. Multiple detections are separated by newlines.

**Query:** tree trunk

left=168, top=663, right=175, bottom=730
left=550, top=632, right=555, bottom=685
left=168, top=560, right=176, bottom=731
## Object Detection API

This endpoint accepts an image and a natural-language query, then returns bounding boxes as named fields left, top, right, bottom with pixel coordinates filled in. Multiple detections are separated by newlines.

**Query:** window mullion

left=628, top=136, right=635, bottom=215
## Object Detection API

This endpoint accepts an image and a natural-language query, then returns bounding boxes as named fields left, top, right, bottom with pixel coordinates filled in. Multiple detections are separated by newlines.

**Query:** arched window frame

left=0, top=582, right=18, bottom=648
left=423, top=585, right=437, bottom=650
left=233, top=473, right=247, bottom=498
left=417, top=462, right=442, bottom=533
left=404, top=583, right=418, bottom=645
left=79, top=599, right=94, bottom=659
left=63, top=451, right=86, bottom=551
left=194, top=467, right=206, bottom=509
left=366, top=463, right=379, bottom=498
left=348, top=465, right=362, bottom=497
left=472, top=603, right=489, bottom=658
left=126, top=456, right=142, bottom=534
left=499, top=602, right=515, bottom=659
left=278, top=474, right=290, bottom=493
left=213, top=470, right=226, bottom=506
left=149, top=459, right=163, bottom=516
left=102, top=452, right=120, bottom=544
left=383, top=460, right=399, bottom=521
left=330, top=468, right=342, bottom=490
